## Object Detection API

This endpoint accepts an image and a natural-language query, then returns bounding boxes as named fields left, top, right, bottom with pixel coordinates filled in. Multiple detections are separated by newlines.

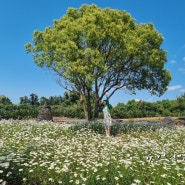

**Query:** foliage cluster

left=111, top=96, right=185, bottom=118
left=0, top=104, right=38, bottom=120
left=1, top=93, right=185, bottom=119
left=25, top=4, right=171, bottom=120
left=1, top=4, right=173, bottom=120
left=0, top=95, right=12, bottom=105
left=0, top=91, right=84, bottom=119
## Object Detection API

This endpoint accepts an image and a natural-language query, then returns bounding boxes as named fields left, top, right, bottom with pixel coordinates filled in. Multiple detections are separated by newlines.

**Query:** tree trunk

left=80, top=91, right=93, bottom=120
left=80, top=93, right=88, bottom=120
left=83, top=106, right=88, bottom=120
left=94, top=80, right=100, bottom=119
left=86, top=88, right=92, bottom=120
left=94, top=99, right=99, bottom=119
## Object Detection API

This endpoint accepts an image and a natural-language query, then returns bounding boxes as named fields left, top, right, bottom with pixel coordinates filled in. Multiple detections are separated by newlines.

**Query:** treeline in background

left=0, top=91, right=185, bottom=120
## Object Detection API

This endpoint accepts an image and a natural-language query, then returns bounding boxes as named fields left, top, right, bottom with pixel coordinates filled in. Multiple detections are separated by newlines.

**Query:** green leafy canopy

left=25, top=4, right=171, bottom=119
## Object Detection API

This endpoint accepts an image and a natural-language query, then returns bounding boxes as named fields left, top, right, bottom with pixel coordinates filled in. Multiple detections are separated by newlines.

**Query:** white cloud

left=169, top=60, right=176, bottom=63
left=135, top=98, right=142, bottom=102
left=180, top=89, right=185, bottom=93
left=179, top=67, right=185, bottom=73
left=167, top=85, right=183, bottom=91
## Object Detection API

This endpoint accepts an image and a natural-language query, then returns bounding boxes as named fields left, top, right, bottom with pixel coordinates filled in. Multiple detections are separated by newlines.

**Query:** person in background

left=103, top=92, right=112, bottom=137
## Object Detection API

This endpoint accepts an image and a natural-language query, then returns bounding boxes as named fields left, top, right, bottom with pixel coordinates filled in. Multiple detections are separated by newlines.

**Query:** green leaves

left=25, top=4, right=171, bottom=119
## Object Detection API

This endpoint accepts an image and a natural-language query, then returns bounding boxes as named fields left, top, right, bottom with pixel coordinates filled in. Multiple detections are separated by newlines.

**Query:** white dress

left=103, top=106, right=112, bottom=128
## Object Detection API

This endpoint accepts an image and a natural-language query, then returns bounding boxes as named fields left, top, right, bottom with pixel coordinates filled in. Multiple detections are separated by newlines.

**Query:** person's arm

left=105, top=93, right=110, bottom=111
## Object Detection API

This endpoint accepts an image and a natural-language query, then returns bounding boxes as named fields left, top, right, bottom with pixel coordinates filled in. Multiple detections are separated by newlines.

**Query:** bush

left=0, top=104, right=38, bottom=119
left=51, top=105, right=84, bottom=118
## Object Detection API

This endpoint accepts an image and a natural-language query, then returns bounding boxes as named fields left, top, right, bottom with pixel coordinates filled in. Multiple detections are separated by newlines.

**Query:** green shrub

left=0, top=104, right=38, bottom=119
left=69, top=121, right=174, bottom=136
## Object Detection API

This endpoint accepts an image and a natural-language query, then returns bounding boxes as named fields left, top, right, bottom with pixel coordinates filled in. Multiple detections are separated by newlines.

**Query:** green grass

left=0, top=119, right=185, bottom=185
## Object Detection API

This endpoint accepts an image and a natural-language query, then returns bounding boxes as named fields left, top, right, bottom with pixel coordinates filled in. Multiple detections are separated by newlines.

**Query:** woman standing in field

left=103, top=93, right=112, bottom=137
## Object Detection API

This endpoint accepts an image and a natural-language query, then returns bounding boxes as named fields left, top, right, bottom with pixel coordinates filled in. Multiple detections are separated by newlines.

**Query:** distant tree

left=111, top=103, right=127, bottom=119
left=30, top=93, right=39, bottom=106
left=138, top=101, right=155, bottom=117
left=19, top=96, right=30, bottom=105
left=155, top=101, right=165, bottom=116
left=176, top=93, right=185, bottom=113
left=0, top=95, right=12, bottom=105
left=63, top=92, right=69, bottom=100
left=25, top=4, right=171, bottom=120
left=48, top=95, right=63, bottom=105
left=126, top=100, right=140, bottom=118
left=56, top=95, right=64, bottom=104
left=68, top=90, right=79, bottom=104
left=40, top=96, right=48, bottom=105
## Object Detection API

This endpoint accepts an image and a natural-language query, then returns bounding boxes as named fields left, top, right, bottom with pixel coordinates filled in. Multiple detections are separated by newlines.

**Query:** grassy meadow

left=0, top=119, right=185, bottom=185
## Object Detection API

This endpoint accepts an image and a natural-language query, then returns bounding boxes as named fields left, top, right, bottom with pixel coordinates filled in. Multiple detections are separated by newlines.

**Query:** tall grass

left=0, top=119, right=185, bottom=185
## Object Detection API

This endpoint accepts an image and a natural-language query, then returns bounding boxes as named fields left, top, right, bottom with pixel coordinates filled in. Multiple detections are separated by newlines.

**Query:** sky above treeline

left=0, top=0, right=185, bottom=106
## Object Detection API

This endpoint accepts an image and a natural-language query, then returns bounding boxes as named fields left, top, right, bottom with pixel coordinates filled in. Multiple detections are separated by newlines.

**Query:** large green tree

left=25, top=4, right=171, bottom=120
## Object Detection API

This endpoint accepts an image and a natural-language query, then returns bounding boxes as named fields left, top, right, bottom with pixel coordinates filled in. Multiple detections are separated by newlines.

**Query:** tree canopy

left=0, top=95, right=12, bottom=105
left=25, top=4, right=171, bottom=120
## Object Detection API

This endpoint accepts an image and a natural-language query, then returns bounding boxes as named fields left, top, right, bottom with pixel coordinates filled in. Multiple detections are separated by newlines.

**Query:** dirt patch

left=53, top=117, right=86, bottom=123
left=117, top=117, right=178, bottom=122
left=53, top=116, right=182, bottom=123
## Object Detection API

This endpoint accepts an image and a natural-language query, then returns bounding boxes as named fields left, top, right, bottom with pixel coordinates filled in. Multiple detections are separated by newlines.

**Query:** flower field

left=0, top=119, right=185, bottom=185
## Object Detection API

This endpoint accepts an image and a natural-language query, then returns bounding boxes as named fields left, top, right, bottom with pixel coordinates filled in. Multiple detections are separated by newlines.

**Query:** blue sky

left=1, top=0, right=185, bottom=106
